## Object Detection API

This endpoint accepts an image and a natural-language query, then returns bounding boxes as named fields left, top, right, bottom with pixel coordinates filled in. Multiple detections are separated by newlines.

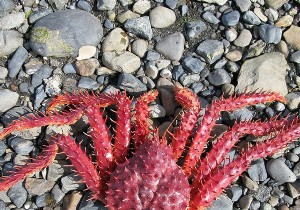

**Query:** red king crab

left=0, top=85, right=300, bottom=209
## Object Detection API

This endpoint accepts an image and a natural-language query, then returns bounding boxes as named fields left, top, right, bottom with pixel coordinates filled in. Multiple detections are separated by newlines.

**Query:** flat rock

left=117, top=73, right=147, bottom=95
left=101, top=27, right=129, bottom=52
left=0, top=30, right=23, bottom=57
left=77, top=46, right=96, bottom=60
left=25, top=178, right=56, bottom=196
left=155, top=32, right=185, bottom=61
left=30, top=9, right=103, bottom=57
left=0, top=89, right=19, bottom=113
left=149, top=6, right=176, bottom=28
left=102, top=51, right=140, bottom=73
left=236, top=52, right=288, bottom=96
left=283, top=25, right=300, bottom=50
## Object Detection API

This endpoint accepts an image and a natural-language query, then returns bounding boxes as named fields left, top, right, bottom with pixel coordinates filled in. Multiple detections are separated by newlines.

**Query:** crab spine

left=190, top=118, right=300, bottom=209
left=0, top=144, right=57, bottom=191
left=183, top=92, right=286, bottom=175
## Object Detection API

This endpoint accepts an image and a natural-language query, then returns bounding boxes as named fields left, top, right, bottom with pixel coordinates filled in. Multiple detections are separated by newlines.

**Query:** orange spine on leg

left=0, top=143, right=58, bottom=191
left=172, top=86, right=201, bottom=160
left=190, top=117, right=300, bottom=208
left=134, top=90, right=158, bottom=147
left=86, top=106, right=113, bottom=177
left=182, top=92, right=286, bottom=175
left=54, top=135, right=103, bottom=200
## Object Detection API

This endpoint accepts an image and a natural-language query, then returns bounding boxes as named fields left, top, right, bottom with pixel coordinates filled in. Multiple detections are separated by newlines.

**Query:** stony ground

left=1, top=0, right=300, bottom=209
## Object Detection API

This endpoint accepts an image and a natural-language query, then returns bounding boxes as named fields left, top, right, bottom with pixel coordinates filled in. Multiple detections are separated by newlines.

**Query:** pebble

left=145, top=61, right=159, bottom=79
left=30, top=9, right=103, bottom=57
left=265, top=0, right=288, bottom=9
left=24, top=58, right=43, bottom=75
left=185, top=20, right=207, bottom=40
left=102, top=51, right=140, bottom=73
left=116, top=10, right=140, bottom=24
left=150, top=6, right=176, bottom=28
left=221, top=10, right=240, bottom=26
left=179, top=73, right=200, bottom=86
left=225, top=28, right=238, bottom=42
left=182, top=56, right=205, bottom=73
left=124, top=16, right=153, bottom=40
left=133, top=0, right=151, bottom=14
left=117, top=73, right=147, bottom=95
left=202, top=12, right=220, bottom=24
left=233, top=29, right=252, bottom=47
left=101, top=27, right=129, bottom=53
left=207, top=68, right=231, bottom=86
left=266, top=159, right=297, bottom=183
left=226, top=186, right=243, bottom=202
left=96, top=0, right=116, bottom=10
left=0, top=89, right=19, bottom=113
left=8, top=46, right=28, bottom=78
left=0, top=0, right=14, bottom=17
left=0, top=30, right=23, bottom=57
left=155, top=32, right=185, bottom=61
left=63, top=63, right=76, bottom=74
left=0, top=66, right=8, bottom=79
left=235, top=0, right=251, bottom=12
left=51, top=184, right=65, bottom=203
left=34, top=85, right=46, bottom=109
left=259, top=24, right=282, bottom=44
left=283, top=25, right=300, bottom=50
left=7, top=181, right=27, bottom=208
left=31, top=64, right=53, bottom=88
left=275, top=15, right=293, bottom=27
left=77, top=0, right=92, bottom=11
left=239, top=195, right=253, bottom=210
left=243, top=11, right=261, bottom=25
left=0, top=12, right=25, bottom=30
left=207, top=194, right=233, bottom=210
left=75, top=58, right=99, bottom=76
left=146, top=50, right=160, bottom=61
left=149, top=104, right=166, bottom=118
left=25, top=178, right=56, bottom=196
left=196, top=39, right=224, bottom=64
left=9, top=137, right=34, bottom=155
left=285, top=92, right=300, bottom=111
left=132, top=39, right=148, bottom=57
left=247, top=158, right=268, bottom=182
left=291, top=51, right=300, bottom=63
left=77, top=77, right=100, bottom=90
left=254, top=7, right=268, bottom=22
left=77, top=46, right=97, bottom=60
left=225, top=50, right=242, bottom=61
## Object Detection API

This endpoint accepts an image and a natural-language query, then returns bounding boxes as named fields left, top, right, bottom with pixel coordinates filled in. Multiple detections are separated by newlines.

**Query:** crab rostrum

left=0, top=86, right=300, bottom=209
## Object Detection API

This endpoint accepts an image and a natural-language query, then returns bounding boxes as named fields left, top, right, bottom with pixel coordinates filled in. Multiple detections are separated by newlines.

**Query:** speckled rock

left=30, top=9, right=103, bottom=57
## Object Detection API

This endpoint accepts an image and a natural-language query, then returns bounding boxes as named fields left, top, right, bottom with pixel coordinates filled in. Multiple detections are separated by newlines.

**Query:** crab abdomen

left=106, top=141, right=190, bottom=210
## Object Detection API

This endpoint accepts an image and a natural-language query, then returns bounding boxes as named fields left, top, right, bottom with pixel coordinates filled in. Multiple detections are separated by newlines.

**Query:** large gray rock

left=30, top=9, right=103, bottom=57
left=236, top=52, right=288, bottom=96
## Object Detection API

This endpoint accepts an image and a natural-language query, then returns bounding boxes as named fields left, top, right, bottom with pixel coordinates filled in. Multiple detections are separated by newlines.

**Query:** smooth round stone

left=202, top=11, right=220, bottom=24
left=234, top=29, right=252, bottom=47
left=102, top=27, right=129, bottom=52
left=0, top=66, right=8, bottom=79
left=0, top=89, right=19, bottom=113
left=182, top=56, right=205, bottom=73
left=207, top=68, right=231, bottom=86
left=133, top=0, right=151, bottom=14
left=225, top=50, right=242, bottom=61
left=149, top=6, right=176, bottom=28
left=10, top=137, right=34, bottom=155
left=235, top=0, right=251, bottom=12
left=275, top=15, right=293, bottom=27
left=75, top=58, right=99, bottom=76
left=77, top=0, right=92, bottom=11
left=30, top=9, right=103, bottom=57
left=221, top=10, right=240, bottom=26
left=259, top=24, right=282, bottom=44
left=225, top=28, right=238, bottom=42
left=283, top=25, right=300, bottom=50
left=266, top=159, right=296, bottom=183
left=131, top=39, right=148, bottom=57
left=243, top=11, right=261, bottom=25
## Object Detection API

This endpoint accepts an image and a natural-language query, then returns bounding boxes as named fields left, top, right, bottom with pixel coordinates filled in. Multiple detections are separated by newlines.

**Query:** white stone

left=133, top=0, right=151, bottom=14
left=102, top=28, right=129, bottom=53
left=77, top=46, right=97, bottom=60
left=150, top=6, right=176, bottom=28
left=0, top=12, right=25, bottom=30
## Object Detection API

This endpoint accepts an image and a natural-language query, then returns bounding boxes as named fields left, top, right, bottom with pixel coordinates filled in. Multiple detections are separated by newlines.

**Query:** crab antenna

left=171, top=85, right=201, bottom=160
left=182, top=91, right=286, bottom=175
left=191, top=117, right=291, bottom=197
left=134, top=90, right=158, bottom=147
left=190, top=117, right=300, bottom=208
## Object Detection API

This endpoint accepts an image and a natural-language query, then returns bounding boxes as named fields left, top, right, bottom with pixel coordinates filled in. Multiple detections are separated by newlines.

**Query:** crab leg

left=53, top=135, right=103, bottom=201
left=182, top=92, right=286, bottom=175
left=134, top=90, right=158, bottom=147
left=191, top=117, right=291, bottom=196
left=171, top=86, right=201, bottom=160
left=0, top=143, right=58, bottom=191
left=189, top=117, right=300, bottom=209
left=0, top=109, right=83, bottom=139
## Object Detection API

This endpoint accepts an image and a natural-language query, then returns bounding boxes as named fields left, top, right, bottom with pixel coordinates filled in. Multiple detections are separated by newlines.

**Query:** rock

left=207, top=194, right=233, bottom=210
left=275, top=15, right=293, bottom=27
left=277, top=40, right=289, bottom=58
left=10, top=137, right=34, bottom=155
left=78, top=77, right=100, bottom=90
left=117, top=73, right=147, bottom=95
left=265, top=0, right=288, bottom=9
left=25, top=178, right=56, bottom=196
left=124, top=16, right=153, bottom=40
left=259, top=24, right=282, bottom=44
left=285, top=92, right=300, bottom=111
left=0, top=0, right=14, bottom=17
left=63, top=63, right=76, bottom=74
left=133, top=0, right=151, bottom=14
left=51, top=184, right=65, bottom=203
left=61, top=174, right=85, bottom=193
left=34, top=85, right=46, bottom=109
left=116, top=10, right=140, bottom=24
left=0, top=89, right=19, bottom=113
left=24, top=58, right=43, bottom=74
left=30, top=9, right=103, bottom=57
left=0, top=12, right=25, bottom=30
left=132, top=39, right=148, bottom=57
left=287, top=181, right=300, bottom=198
left=182, top=56, right=205, bottom=73
left=225, top=50, right=242, bottom=61
left=145, top=61, right=159, bottom=79
left=243, top=11, right=261, bottom=25
left=75, top=58, right=99, bottom=76
left=146, top=50, right=160, bottom=61
left=196, top=39, right=224, bottom=64
left=185, top=20, right=207, bottom=40
left=244, top=40, right=267, bottom=58
left=207, top=69, right=231, bottom=86
left=283, top=25, right=300, bottom=50
left=233, top=29, right=252, bottom=47
left=36, top=193, right=54, bottom=207
left=0, top=30, right=23, bottom=57
left=254, top=7, right=268, bottom=22
left=149, top=104, right=166, bottom=118
left=247, top=158, right=268, bottom=182
left=202, top=11, right=220, bottom=24
left=221, top=10, right=240, bottom=26
left=236, top=52, right=288, bottom=96
left=290, top=51, right=300, bottom=63
left=165, top=0, right=178, bottom=9
left=102, top=51, right=140, bottom=73
left=77, top=0, right=92, bottom=11
left=7, top=181, right=27, bottom=208
left=31, top=65, right=53, bottom=88
left=239, top=195, right=253, bottom=210
left=196, top=0, right=228, bottom=5
left=235, top=0, right=251, bottom=12
left=225, top=28, right=238, bottom=42
left=179, top=73, right=200, bottom=86
left=77, top=46, right=96, bottom=60
left=155, top=32, right=185, bottom=61
left=8, top=46, right=28, bottom=78
left=254, top=186, right=271, bottom=202
left=266, top=159, right=296, bottom=183
left=149, top=6, right=176, bottom=28
left=96, top=0, right=116, bottom=10
left=227, top=186, right=243, bottom=202
left=101, top=28, right=129, bottom=53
